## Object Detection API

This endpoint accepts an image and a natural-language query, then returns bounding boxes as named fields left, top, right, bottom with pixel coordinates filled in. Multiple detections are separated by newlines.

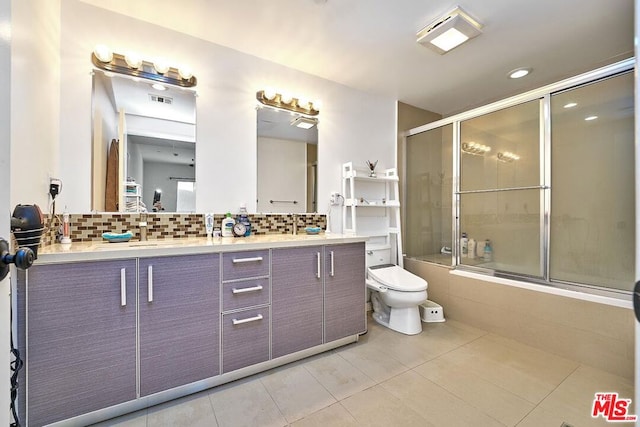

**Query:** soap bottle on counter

left=236, top=204, right=252, bottom=237
left=460, top=232, right=468, bottom=258
left=468, top=238, right=476, bottom=260
left=221, top=213, right=235, bottom=237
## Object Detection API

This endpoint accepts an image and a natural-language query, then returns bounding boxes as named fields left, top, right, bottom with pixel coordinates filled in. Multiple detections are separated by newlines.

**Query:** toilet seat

left=367, top=265, right=428, bottom=292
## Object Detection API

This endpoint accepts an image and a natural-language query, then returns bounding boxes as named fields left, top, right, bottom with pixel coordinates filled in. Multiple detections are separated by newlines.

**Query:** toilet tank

left=366, top=248, right=391, bottom=268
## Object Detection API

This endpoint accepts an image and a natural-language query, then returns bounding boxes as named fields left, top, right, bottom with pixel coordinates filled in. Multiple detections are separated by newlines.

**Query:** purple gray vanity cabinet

left=324, top=242, right=366, bottom=342
left=138, top=254, right=220, bottom=397
left=18, top=260, right=137, bottom=427
left=271, top=245, right=324, bottom=358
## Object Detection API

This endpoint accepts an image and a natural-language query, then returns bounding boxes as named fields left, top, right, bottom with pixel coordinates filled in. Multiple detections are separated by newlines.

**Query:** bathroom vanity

left=16, top=234, right=367, bottom=427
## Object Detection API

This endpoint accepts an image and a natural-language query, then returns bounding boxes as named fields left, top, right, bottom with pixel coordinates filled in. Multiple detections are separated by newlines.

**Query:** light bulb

left=124, top=52, right=142, bottom=69
left=94, top=44, right=113, bottom=63
left=263, top=87, right=277, bottom=100
left=297, top=97, right=309, bottom=109
left=178, top=65, right=193, bottom=80
left=280, top=92, right=293, bottom=105
left=154, top=58, right=170, bottom=74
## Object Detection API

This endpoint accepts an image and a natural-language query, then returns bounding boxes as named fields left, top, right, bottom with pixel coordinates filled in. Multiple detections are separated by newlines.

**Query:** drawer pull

left=232, top=285, right=263, bottom=294
left=232, top=314, right=263, bottom=325
left=232, top=256, right=263, bottom=264
left=120, top=268, right=126, bottom=307
left=316, top=252, right=321, bottom=279
left=330, top=251, right=335, bottom=277
left=148, top=265, right=154, bottom=303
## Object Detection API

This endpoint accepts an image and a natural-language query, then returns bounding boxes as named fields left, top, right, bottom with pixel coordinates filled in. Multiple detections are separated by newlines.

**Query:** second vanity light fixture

left=461, top=142, right=491, bottom=155
left=256, top=89, right=320, bottom=116
left=92, top=45, right=197, bottom=88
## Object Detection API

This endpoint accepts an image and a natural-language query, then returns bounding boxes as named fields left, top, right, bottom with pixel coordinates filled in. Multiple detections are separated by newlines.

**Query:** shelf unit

left=124, top=182, right=143, bottom=212
left=342, top=162, right=403, bottom=267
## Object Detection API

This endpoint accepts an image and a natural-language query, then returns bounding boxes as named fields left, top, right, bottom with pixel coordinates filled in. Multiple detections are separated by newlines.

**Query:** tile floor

left=93, top=316, right=634, bottom=426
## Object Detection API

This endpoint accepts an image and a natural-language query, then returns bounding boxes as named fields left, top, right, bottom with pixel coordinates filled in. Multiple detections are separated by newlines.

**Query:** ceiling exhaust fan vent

left=149, top=94, right=173, bottom=105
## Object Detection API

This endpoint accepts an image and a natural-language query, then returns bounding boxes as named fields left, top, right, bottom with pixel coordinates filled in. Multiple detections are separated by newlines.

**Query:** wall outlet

left=330, top=192, right=340, bottom=205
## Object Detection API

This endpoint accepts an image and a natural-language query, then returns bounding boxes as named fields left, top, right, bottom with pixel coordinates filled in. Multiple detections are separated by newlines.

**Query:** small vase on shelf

left=366, top=160, right=378, bottom=178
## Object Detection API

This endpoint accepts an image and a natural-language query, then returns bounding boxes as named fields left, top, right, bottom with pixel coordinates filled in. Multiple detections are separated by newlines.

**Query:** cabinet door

left=272, top=246, right=323, bottom=358
left=139, top=254, right=220, bottom=397
left=24, top=260, right=137, bottom=427
left=324, top=243, right=367, bottom=342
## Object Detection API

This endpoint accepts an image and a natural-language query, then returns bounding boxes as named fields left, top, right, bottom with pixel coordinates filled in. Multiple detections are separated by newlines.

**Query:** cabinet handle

left=232, top=256, right=263, bottom=264
left=120, top=268, right=126, bottom=307
left=330, top=251, right=335, bottom=277
left=148, top=265, right=154, bottom=303
left=232, top=285, right=263, bottom=294
left=232, top=314, right=263, bottom=325
left=316, top=252, right=321, bottom=279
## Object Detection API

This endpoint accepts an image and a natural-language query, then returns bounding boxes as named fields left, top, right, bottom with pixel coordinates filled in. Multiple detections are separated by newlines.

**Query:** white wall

left=11, top=0, right=60, bottom=210
left=52, top=1, right=396, bottom=222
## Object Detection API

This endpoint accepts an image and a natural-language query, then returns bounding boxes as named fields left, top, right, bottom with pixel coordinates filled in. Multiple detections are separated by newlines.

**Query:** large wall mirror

left=257, top=107, right=318, bottom=213
left=92, top=70, right=197, bottom=213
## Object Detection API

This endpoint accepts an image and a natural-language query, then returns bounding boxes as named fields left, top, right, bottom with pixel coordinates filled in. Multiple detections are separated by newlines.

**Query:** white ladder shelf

left=342, top=162, right=403, bottom=267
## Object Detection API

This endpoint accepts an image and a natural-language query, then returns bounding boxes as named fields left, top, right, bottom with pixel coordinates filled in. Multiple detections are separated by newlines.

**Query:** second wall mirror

left=257, top=107, right=318, bottom=213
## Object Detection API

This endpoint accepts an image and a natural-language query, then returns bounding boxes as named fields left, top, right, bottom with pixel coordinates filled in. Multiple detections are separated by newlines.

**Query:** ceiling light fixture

left=563, top=102, right=578, bottom=108
left=91, top=46, right=197, bottom=88
left=416, top=6, right=483, bottom=55
left=508, top=68, right=532, bottom=79
left=291, top=116, right=318, bottom=129
left=585, top=115, right=598, bottom=121
left=256, top=90, right=320, bottom=116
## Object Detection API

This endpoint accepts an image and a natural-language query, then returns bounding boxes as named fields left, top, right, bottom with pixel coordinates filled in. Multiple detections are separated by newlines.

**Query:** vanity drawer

left=222, top=307, right=270, bottom=373
left=222, top=278, right=270, bottom=312
left=222, top=250, right=270, bottom=281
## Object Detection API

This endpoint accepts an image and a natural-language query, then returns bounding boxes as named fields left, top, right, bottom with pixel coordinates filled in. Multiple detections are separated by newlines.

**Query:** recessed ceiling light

left=508, top=68, right=532, bottom=79
left=584, top=115, right=598, bottom=121
left=151, top=83, right=167, bottom=91
left=563, top=102, right=578, bottom=108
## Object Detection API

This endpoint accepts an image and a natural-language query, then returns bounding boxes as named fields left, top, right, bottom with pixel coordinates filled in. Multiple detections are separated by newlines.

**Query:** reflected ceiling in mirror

left=92, top=70, right=197, bottom=213
left=257, top=107, right=318, bottom=213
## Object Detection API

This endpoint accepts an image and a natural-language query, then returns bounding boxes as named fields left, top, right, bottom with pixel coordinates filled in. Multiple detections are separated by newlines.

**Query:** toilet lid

left=367, top=265, right=428, bottom=292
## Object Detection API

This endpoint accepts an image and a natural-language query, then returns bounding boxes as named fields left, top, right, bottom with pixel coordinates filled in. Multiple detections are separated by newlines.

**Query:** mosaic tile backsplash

left=40, top=213, right=327, bottom=246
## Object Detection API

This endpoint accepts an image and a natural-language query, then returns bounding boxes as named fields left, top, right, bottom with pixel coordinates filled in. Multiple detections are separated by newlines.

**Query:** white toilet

left=366, top=264, right=428, bottom=335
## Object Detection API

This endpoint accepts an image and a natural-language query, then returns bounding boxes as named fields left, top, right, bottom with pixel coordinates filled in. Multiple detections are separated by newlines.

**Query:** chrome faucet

left=292, top=214, right=298, bottom=235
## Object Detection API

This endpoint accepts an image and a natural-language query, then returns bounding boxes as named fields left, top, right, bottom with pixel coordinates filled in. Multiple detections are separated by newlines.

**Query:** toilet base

left=372, top=306, right=422, bottom=335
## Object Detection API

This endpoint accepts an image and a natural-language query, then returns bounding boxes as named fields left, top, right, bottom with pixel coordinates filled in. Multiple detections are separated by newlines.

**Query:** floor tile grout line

left=257, top=375, right=291, bottom=426
left=205, top=390, right=221, bottom=427
left=511, top=362, right=583, bottom=426
left=408, top=365, right=528, bottom=426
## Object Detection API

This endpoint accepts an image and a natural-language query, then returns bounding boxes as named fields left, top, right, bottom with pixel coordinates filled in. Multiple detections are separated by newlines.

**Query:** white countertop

left=35, top=233, right=368, bottom=263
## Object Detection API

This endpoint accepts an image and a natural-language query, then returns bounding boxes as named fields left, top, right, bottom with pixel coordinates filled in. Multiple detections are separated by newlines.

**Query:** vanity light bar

left=461, top=141, right=491, bottom=155
left=91, top=50, right=197, bottom=88
left=256, top=90, right=319, bottom=116
left=497, top=151, right=520, bottom=162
